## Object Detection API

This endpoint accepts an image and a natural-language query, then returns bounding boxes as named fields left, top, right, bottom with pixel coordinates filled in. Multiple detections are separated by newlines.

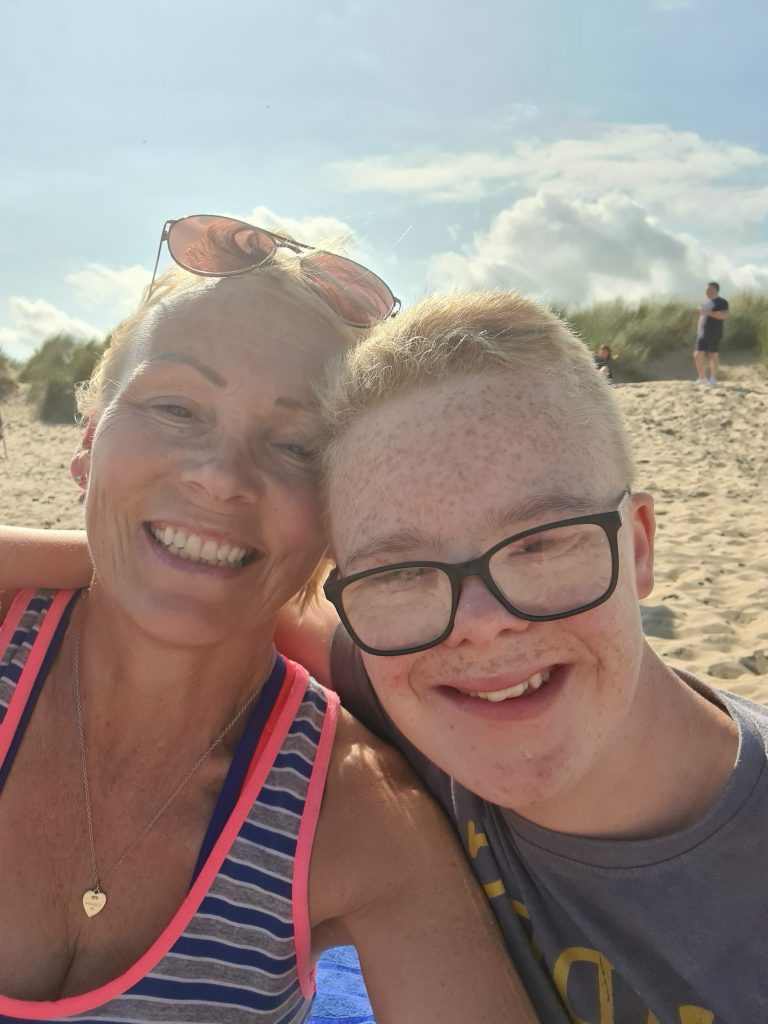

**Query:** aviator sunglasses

left=148, top=214, right=401, bottom=328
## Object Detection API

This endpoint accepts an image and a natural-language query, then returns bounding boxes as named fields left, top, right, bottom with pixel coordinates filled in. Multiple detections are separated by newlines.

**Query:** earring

left=75, top=475, right=87, bottom=487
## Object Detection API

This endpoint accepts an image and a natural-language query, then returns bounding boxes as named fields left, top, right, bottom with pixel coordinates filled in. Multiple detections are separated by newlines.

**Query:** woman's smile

left=145, top=521, right=258, bottom=568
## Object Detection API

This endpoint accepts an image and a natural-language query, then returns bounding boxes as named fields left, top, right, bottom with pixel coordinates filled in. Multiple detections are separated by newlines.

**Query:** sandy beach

left=1, top=378, right=766, bottom=699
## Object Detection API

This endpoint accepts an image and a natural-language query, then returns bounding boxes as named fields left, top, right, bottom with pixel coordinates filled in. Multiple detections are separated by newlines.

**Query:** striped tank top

left=0, top=589, right=339, bottom=1024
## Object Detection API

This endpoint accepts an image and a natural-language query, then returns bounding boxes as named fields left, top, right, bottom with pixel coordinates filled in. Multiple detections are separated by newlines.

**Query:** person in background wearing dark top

left=694, top=281, right=728, bottom=386
left=594, top=344, right=613, bottom=381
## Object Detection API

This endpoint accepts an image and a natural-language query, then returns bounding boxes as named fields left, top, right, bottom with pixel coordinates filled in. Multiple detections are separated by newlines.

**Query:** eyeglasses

left=324, top=492, right=632, bottom=656
left=148, top=214, right=401, bottom=328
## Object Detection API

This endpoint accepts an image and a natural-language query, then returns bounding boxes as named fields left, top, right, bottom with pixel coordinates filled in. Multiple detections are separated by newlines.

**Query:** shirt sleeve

left=329, top=624, right=455, bottom=811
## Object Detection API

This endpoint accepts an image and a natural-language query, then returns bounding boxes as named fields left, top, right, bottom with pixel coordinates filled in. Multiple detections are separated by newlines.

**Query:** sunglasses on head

left=148, top=214, right=401, bottom=328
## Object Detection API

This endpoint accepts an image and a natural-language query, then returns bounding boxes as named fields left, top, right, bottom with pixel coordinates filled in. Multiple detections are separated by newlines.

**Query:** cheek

left=264, top=477, right=328, bottom=572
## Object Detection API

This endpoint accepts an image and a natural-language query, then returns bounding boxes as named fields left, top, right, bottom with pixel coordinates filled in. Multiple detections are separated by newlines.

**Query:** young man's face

left=705, top=284, right=718, bottom=300
left=327, top=371, right=656, bottom=819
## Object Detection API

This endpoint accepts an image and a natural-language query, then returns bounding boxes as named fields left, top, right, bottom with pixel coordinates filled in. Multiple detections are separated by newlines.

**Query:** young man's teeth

left=150, top=526, right=247, bottom=566
left=471, top=670, right=551, bottom=702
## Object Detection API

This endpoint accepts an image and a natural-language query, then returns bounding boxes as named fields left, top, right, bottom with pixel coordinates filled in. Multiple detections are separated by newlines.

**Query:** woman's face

left=79, top=279, right=345, bottom=647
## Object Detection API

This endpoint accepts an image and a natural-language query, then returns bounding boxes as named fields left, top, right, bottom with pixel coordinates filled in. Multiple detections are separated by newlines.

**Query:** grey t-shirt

left=331, top=627, right=768, bottom=1023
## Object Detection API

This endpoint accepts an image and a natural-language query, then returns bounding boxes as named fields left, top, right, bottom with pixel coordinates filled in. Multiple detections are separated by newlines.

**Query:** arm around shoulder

left=0, top=525, right=91, bottom=593
left=310, top=711, right=539, bottom=1024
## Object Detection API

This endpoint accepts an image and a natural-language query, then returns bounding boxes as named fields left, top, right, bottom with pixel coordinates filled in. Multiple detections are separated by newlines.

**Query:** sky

left=0, top=0, right=766, bottom=361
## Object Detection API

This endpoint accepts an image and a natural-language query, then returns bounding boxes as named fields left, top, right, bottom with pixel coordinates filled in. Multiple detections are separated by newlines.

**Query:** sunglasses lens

left=304, top=253, right=396, bottom=327
left=167, top=216, right=275, bottom=275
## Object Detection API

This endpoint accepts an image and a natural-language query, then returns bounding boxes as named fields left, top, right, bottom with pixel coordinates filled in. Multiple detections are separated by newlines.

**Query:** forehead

left=328, top=373, right=623, bottom=556
left=121, top=279, right=346, bottom=391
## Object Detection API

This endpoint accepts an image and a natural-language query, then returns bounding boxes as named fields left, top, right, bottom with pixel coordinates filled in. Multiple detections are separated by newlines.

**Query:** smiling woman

left=0, top=225, right=536, bottom=1024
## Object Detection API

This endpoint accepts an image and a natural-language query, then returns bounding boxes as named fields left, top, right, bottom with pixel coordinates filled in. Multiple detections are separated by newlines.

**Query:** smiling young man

left=313, top=292, right=767, bottom=1023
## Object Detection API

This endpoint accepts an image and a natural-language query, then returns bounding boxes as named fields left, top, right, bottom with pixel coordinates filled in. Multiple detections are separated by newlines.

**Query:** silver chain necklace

left=74, top=627, right=269, bottom=918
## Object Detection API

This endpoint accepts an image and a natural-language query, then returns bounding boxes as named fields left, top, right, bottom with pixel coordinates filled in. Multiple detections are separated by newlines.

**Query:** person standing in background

left=694, top=281, right=728, bottom=386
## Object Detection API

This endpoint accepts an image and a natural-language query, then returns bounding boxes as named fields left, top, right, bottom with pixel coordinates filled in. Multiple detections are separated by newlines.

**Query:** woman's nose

left=442, top=575, right=531, bottom=649
left=180, top=439, right=264, bottom=504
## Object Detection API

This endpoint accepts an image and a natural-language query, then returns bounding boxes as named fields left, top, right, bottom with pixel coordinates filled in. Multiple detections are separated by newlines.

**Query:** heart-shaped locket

left=82, top=889, right=107, bottom=918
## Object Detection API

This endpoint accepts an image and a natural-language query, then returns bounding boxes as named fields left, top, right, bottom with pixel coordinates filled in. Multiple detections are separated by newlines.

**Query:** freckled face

left=327, top=372, right=655, bottom=814
left=82, top=280, right=346, bottom=646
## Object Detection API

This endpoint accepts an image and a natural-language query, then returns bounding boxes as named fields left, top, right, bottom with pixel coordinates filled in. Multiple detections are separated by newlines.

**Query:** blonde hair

left=77, top=261, right=359, bottom=419
left=320, top=290, right=635, bottom=485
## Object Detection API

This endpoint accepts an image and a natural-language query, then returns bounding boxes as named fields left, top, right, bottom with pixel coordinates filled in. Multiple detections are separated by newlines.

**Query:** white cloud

left=330, top=124, right=768, bottom=229
left=65, top=264, right=151, bottom=317
left=0, top=297, right=102, bottom=360
left=428, top=191, right=768, bottom=306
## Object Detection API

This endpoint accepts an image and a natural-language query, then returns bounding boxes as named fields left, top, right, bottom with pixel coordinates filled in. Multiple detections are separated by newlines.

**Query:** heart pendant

left=82, top=889, right=107, bottom=918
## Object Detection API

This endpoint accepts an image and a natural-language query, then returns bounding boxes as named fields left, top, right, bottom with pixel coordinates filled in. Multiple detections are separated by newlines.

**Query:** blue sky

left=1, top=0, right=766, bottom=360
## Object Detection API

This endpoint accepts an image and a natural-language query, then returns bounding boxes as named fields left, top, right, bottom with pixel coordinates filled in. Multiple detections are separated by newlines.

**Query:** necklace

left=74, top=628, right=269, bottom=918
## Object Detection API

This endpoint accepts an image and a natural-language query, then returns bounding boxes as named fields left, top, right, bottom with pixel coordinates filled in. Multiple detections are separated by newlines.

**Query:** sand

left=1, top=377, right=767, bottom=699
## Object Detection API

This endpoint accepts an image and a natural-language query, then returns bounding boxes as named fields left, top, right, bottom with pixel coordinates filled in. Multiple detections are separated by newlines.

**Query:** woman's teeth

left=469, top=670, right=551, bottom=702
left=149, top=525, right=250, bottom=567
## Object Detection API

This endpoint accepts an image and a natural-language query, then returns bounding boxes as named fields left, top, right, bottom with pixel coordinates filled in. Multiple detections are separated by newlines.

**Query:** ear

left=70, top=417, right=97, bottom=487
left=629, top=491, right=655, bottom=599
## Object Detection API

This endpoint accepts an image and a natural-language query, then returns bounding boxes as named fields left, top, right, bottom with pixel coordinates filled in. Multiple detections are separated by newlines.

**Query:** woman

left=0, top=219, right=535, bottom=1023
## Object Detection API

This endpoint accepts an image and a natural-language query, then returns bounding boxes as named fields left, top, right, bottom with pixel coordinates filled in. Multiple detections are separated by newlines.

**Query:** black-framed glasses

left=324, top=492, right=632, bottom=656
left=148, top=214, right=401, bottom=328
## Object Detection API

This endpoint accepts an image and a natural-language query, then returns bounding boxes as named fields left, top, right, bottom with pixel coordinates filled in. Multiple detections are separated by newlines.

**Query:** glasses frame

left=324, top=492, right=632, bottom=656
left=147, top=214, right=401, bottom=327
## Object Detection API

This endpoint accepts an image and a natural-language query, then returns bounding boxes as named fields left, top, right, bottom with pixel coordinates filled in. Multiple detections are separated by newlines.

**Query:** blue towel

left=309, top=946, right=376, bottom=1023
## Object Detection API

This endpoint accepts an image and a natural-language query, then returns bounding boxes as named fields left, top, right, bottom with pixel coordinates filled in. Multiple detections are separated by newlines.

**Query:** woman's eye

left=156, top=403, right=192, bottom=419
left=279, top=442, right=316, bottom=460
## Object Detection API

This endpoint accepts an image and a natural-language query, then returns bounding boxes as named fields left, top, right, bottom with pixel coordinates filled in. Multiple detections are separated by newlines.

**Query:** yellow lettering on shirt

left=510, top=899, right=542, bottom=959
left=553, top=946, right=614, bottom=1024
left=648, top=1009, right=714, bottom=1024
left=466, top=820, right=489, bottom=858
left=483, top=878, right=506, bottom=899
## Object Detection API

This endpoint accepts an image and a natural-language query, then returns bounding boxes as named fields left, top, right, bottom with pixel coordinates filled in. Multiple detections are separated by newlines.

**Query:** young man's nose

left=442, top=576, right=531, bottom=648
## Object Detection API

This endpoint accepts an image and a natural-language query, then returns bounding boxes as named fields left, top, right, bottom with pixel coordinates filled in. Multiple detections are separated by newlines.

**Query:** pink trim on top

left=292, top=677, right=340, bottom=999
left=0, top=656, right=309, bottom=1021
left=0, top=589, right=75, bottom=768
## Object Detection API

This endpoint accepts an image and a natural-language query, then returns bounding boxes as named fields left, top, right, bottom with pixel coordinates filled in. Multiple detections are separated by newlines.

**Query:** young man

left=316, top=292, right=765, bottom=1023
left=694, top=281, right=728, bottom=385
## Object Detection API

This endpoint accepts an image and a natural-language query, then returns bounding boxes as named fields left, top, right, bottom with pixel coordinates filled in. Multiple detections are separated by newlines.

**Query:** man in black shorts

left=694, top=281, right=728, bottom=386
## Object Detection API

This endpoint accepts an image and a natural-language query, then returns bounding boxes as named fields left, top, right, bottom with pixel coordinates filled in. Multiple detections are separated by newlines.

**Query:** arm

left=706, top=310, right=728, bottom=320
left=311, top=713, right=539, bottom=1024
left=0, top=526, right=92, bottom=590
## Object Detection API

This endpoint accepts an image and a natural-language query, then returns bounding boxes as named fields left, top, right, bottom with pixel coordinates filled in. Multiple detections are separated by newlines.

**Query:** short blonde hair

left=77, top=261, right=358, bottom=419
left=320, top=290, right=635, bottom=485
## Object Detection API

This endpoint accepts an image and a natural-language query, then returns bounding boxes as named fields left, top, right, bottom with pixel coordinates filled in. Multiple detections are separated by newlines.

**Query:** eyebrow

left=140, top=357, right=311, bottom=413
left=343, top=494, right=613, bottom=572
left=482, top=493, right=613, bottom=535
left=275, top=396, right=312, bottom=411
left=147, top=353, right=226, bottom=388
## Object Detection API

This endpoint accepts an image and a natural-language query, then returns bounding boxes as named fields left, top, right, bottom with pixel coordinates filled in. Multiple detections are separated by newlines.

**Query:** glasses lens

left=340, top=566, right=452, bottom=652
left=303, top=252, right=396, bottom=327
left=489, top=523, right=613, bottom=617
left=167, top=216, right=276, bottom=275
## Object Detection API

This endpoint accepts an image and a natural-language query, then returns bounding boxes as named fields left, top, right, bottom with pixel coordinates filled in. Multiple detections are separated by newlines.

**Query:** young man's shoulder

left=311, top=707, right=457, bottom=922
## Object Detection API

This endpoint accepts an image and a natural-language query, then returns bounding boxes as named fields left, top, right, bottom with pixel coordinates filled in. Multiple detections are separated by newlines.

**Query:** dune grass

left=18, top=333, right=106, bottom=423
